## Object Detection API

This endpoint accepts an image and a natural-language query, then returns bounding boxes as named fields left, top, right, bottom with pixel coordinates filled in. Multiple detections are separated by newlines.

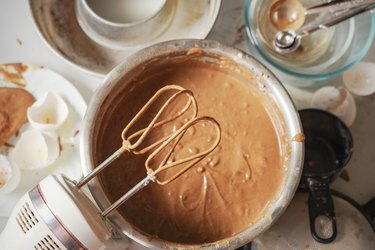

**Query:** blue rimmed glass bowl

left=244, top=0, right=375, bottom=87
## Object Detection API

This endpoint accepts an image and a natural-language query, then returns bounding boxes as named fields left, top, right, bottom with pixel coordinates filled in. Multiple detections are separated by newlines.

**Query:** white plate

left=29, top=0, right=221, bottom=77
left=0, top=63, right=86, bottom=231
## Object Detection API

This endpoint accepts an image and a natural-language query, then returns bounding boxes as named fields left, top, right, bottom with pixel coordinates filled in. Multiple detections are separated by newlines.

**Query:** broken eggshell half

left=0, top=154, right=21, bottom=194
left=311, top=86, right=357, bottom=126
left=27, top=92, right=69, bottom=131
left=343, top=62, right=375, bottom=96
left=11, top=129, right=60, bottom=170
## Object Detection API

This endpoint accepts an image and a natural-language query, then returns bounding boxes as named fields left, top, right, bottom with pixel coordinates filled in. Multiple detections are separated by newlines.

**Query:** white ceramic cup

left=75, top=0, right=176, bottom=49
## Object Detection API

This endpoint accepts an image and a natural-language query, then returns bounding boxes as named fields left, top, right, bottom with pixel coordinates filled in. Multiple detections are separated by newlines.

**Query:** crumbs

left=292, top=133, right=305, bottom=142
left=339, top=170, right=350, bottom=182
left=58, top=136, right=62, bottom=156
left=186, top=48, right=203, bottom=57
left=16, top=38, right=23, bottom=46
left=4, top=142, right=14, bottom=148
left=171, top=48, right=204, bottom=64
left=0, top=63, right=28, bottom=87
left=233, top=24, right=245, bottom=46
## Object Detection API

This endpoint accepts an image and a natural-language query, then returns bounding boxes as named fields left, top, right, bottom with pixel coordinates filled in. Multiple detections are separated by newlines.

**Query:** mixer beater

left=0, top=85, right=221, bottom=249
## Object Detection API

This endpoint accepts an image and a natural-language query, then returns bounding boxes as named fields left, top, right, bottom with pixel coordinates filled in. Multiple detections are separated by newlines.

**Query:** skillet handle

left=364, top=198, right=375, bottom=228
left=307, top=177, right=337, bottom=243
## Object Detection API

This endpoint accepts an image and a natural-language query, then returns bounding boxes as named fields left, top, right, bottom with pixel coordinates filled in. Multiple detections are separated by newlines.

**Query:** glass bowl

left=244, top=0, right=375, bottom=88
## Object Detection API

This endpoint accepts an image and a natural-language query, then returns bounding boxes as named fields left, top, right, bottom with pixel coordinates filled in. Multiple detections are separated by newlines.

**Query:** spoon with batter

left=269, top=0, right=375, bottom=30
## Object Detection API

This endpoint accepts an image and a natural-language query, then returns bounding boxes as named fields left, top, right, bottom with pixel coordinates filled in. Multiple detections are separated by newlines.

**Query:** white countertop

left=0, top=0, right=374, bottom=247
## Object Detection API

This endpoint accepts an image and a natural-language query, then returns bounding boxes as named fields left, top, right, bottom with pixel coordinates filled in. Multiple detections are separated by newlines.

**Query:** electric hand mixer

left=0, top=85, right=221, bottom=249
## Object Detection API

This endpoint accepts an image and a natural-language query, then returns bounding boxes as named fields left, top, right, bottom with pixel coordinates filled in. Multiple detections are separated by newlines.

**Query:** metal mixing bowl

left=81, top=39, right=304, bottom=249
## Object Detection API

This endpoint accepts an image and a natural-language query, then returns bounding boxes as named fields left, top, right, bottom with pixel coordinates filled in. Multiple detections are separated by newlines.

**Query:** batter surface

left=98, top=61, right=284, bottom=244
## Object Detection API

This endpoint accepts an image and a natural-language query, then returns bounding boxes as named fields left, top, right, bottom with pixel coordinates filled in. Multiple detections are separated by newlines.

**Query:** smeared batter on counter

left=97, top=59, right=284, bottom=244
left=0, top=87, right=35, bottom=147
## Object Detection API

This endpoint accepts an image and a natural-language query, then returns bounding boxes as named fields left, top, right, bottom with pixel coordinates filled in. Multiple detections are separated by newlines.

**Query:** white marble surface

left=0, top=0, right=374, bottom=247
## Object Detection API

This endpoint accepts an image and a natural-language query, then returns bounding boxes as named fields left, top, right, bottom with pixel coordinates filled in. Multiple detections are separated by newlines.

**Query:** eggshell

left=0, top=154, right=21, bottom=194
left=27, top=92, right=69, bottom=131
left=11, top=129, right=59, bottom=170
left=311, top=86, right=356, bottom=126
left=343, top=62, right=375, bottom=96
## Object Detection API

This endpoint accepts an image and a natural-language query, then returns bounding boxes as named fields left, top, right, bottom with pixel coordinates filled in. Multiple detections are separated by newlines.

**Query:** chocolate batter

left=97, top=59, right=284, bottom=244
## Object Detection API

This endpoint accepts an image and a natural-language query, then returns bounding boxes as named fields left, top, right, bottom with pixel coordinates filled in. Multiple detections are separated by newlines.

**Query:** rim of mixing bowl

left=80, top=39, right=304, bottom=249
left=244, top=0, right=375, bottom=80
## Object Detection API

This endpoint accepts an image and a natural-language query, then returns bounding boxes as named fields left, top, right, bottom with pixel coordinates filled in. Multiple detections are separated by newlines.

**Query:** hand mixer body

left=0, top=174, right=121, bottom=250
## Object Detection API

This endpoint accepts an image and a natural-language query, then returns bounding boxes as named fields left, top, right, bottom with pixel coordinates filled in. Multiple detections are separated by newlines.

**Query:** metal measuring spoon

left=274, top=2, right=375, bottom=53
left=299, top=109, right=353, bottom=243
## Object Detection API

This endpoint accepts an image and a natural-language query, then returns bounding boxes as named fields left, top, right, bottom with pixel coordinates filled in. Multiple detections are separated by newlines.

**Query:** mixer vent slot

left=34, top=234, right=62, bottom=250
left=16, top=202, right=39, bottom=233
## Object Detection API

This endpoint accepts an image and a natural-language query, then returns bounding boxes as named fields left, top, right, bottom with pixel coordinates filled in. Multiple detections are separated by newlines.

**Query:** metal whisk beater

left=76, top=85, right=221, bottom=217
